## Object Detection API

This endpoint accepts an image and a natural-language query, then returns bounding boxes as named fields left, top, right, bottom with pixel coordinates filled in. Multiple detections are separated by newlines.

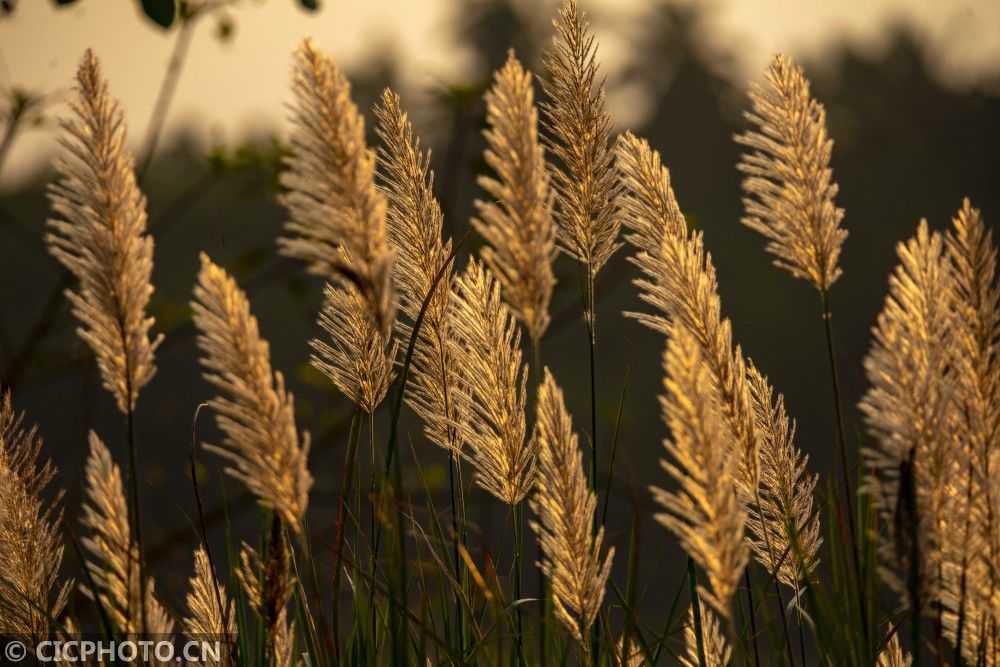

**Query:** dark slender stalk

left=819, top=288, right=868, bottom=648
left=513, top=501, right=525, bottom=667
left=688, top=557, right=708, bottom=667
left=331, top=409, right=362, bottom=659
left=0, top=102, right=24, bottom=181
left=125, top=397, right=148, bottom=636
left=448, top=451, right=465, bottom=656
left=531, top=336, right=548, bottom=666
left=744, top=567, right=762, bottom=667
left=586, top=269, right=597, bottom=500
left=369, top=410, right=378, bottom=654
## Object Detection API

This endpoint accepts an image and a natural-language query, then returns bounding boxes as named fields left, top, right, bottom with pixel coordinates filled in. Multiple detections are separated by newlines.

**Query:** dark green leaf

left=140, top=0, right=175, bottom=28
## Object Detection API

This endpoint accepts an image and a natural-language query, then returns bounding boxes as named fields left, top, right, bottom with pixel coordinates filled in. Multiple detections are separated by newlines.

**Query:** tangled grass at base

left=2, top=0, right=999, bottom=664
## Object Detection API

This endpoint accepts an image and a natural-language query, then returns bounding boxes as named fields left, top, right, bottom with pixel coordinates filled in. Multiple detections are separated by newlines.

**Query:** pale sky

left=1, top=0, right=998, bottom=187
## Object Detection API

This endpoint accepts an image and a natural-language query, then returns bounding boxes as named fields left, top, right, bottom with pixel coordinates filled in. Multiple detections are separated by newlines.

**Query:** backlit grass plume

left=529, top=369, right=613, bottom=644
left=450, top=259, right=535, bottom=505
left=542, top=0, right=621, bottom=282
left=279, top=37, right=395, bottom=334
left=0, top=393, right=70, bottom=636
left=860, top=221, right=958, bottom=607
left=237, top=521, right=295, bottom=667
left=652, top=329, right=747, bottom=621
left=475, top=51, right=556, bottom=344
left=192, top=254, right=312, bottom=529
left=877, top=633, right=913, bottom=667
left=45, top=49, right=161, bottom=414
left=746, top=365, right=822, bottom=590
left=940, top=199, right=1000, bottom=662
left=374, top=89, right=458, bottom=449
left=617, top=131, right=759, bottom=500
left=184, top=547, right=235, bottom=658
left=681, top=604, right=732, bottom=667
left=736, top=54, right=847, bottom=293
left=81, top=431, right=173, bottom=635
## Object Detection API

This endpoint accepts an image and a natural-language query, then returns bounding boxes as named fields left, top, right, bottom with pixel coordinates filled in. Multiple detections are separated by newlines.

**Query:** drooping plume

left=736, top=54, right=847, bottom=293
left=475, top=51, right=557, bottom=344
left=279, top=37, right=395, bottom=333
left=617, top=131, right=759, bottom=500
left=80, top=432, right=173, bottom=635
left=529, top=369, right=613, bottom=642
left=45, top=49, right=161, bottom=414
left=652, top=329, right=747, bottom=621
left=450, top=260, right=535, bottom=505
left=861, top=221, right=959, bottom=607
left=374, top=89, right=459, bottom=449
left=192, top=254, right=312, bottom=529
left=542, top=0, right=621, bottom=279
left=0, top=393, right=70, bottom=636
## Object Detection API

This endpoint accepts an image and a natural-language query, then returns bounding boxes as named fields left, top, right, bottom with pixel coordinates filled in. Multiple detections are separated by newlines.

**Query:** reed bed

left=2, top=2, right=998, bottom=665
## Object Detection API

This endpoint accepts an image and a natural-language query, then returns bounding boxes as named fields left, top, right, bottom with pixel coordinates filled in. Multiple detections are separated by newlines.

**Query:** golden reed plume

left=681, top=604, right=732, bottom=667
left=877, top=633, right=913, bottom=667
left=652, top=329, right=747, bottom=621
left=192, top=254, right=312, bottom=529
left=238, top=518, right=294, bottom=667
left=279, top=37, right=394, bottom=333
left=542, top=0, right=621, bottom=280
left=450, top=260, right=535, bottom=505
left=475, top=51, right=557, bottom=344
left=746, top=365, right=822, bottom=590
left=45, top=50, right=161, bottom=414
left=373, top=89, right=459, bottom=449
left=940, top=199, right=1000, bottom=662
left=736, top=54, right=847, bottom=293
left=861, top=221, right=958, bottom=608
left=617, top=131, right=759, bottom=501
left=81, top=432, right=173, bottom=635
left=0, top=393, right=70, bottom=636
left=529, top=369, right=613, bottom=643
left=184, top=547, right=235, bottom=662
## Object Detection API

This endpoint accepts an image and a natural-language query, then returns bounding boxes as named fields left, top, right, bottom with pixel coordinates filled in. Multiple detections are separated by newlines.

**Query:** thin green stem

left=369, top=410, right=378, bottom=655
left=331, top=409, right=362, bottom=658
left=531, top=335, right=548, bottom=666
left=744, top=567, right=762, bottom=667
left=513, top=501, right=525, bottom=667
left=124, top=399, right=149, bottom=637
left=819, top=288, right=868, bottom=649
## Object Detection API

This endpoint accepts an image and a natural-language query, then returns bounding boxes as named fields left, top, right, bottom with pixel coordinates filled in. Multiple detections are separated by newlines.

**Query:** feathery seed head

left=652, top=329, right=748, bottom=621
left=475, top=51, right=557, bottom=343
left=0, top=393, right=70, bottom=636
left=450, top=259, right=535, bottom=505
left=280, top=37, right=395, bottom=335
left=184, top=547, right=236, bottom=665
left=192, top=254, right=312, bottom=529
left=542, top=0, right=622, bottom=277
left=529, top=368, right=614, bottom=642
left=681, top=604, right=732, bottom=667
left=46, top=49, right=162, bottom=414
left=736, top=53, right=847, bottom=292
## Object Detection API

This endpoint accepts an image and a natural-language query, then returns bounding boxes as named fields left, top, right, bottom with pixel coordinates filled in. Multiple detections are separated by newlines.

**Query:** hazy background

left=1, top=0, right=998, bottom=647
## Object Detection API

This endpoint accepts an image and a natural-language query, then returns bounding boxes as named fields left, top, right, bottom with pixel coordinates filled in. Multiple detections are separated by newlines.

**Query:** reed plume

left=475, top=51, right=557, bottom=344
left=373, top=89, right=458, bottom=449
left=45, top=49, right=161, bottom=414
left=746, top=365, right=822, bottom=590
left=860, top=220, right=959, bottom=607
left=184, top=547, right=235, bottom=654
left=80, top=431, right=173, bottom=635
left=279, top=37, right=395, bottom=333
left=529, top=369, right=614, bottom=643
left=237, top=519, right=295, bottom=667
left=877, top=633, right=913, bottom=667
left=736, top=54, right=847, bottom=293
left=191, top=253, right=312, bottom=529
left=450, top=259, right=535, bottom=505
left=617, top=131, right=759, bottom=500
left=0, top=393, right=70, bottom=637
left=652, top=329, right=747, bottom=621
left=681, top=604, right=732, bottom=667
left=542, top=0, right=621, bottom=284
left=940, top=199, right=1000, bottom=662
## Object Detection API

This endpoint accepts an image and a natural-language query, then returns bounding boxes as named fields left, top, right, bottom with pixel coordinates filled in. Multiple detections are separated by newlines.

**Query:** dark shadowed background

left=1, top=0, right=998, bottom=648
